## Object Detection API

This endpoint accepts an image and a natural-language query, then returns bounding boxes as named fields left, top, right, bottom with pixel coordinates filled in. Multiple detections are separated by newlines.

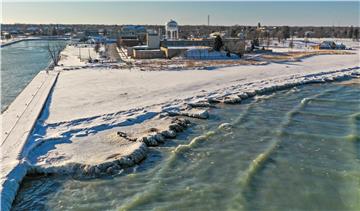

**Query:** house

left=313, top=41, right=347, bottom=50
left=119, top=25, right=147, bottom=42
left=85, top=29, right=100, bottom=37
left=209, top=31, right=227, bottom=38
left=320, top=41, right=336, bottom=49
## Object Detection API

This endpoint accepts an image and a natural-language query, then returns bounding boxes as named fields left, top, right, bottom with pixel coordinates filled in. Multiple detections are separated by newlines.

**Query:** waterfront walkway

left=1, top=71, right=59, bottom=211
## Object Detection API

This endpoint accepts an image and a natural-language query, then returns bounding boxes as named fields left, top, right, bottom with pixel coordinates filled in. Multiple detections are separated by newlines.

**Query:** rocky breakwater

left=202, top=67, right=360, bottom=106
left=28, top=116, right=198, bottom=178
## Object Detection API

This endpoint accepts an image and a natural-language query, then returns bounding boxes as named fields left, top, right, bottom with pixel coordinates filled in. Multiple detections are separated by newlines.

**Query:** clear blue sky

left=2, top=1, right=359, bottom=26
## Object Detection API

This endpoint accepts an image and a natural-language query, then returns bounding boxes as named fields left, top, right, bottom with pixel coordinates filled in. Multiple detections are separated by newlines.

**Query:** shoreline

left=2, top=69, right=359, bottom=211
left=1, top=41, right=360, bottom=210
left=28, top=69, right=360, bottom=177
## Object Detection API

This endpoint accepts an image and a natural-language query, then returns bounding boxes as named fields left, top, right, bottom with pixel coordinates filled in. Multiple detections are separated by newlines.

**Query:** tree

left=289, top=37, right=294, bottom=49
left=225, top=47, right=231, bottom=57
left=281, top=26, right=290, bottom=40
left=342, top=29, right=348, bottom=38
left=230, top=29, right=237, bottom=37
left=250, top=38, right=259, bottom=51
left=304, top=32, right=310, bottom=47
left=354, top=28, right=359, bottom=41
left=213, top=35, right=223, bottom=51
left=47, top=43, right=65, bottom=67
left=266, top=36, right=271, bottom=49
left=51, top=27, right=58, bottom=36
left=94, top=43, right=101, bottom=53
left=349, top=26, right=354, bottom=39
left=263, top=31, right=270, bottom=49
left=277, top=31, right=282, bottom=43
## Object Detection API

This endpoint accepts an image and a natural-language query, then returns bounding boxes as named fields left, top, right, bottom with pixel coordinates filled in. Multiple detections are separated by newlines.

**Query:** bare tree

left=289, top=38, right=294, bottom=49
left=94, top=42, right=101, bottom=53
left=47, top=42, right=65, bottom=67
left=266, top=37, right=271, bottom=50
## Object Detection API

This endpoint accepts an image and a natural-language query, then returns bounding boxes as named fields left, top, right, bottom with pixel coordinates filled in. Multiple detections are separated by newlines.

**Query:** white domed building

left=165, top=19, right=179, bottom=40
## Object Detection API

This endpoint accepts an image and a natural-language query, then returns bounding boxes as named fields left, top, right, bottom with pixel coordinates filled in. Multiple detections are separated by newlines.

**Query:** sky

left=2, top=1, right=359, bottom=26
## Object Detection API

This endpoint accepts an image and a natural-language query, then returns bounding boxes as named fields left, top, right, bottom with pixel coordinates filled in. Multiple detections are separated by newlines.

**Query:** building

left=312, top=41, right=346, bottom=50
left=120, top=25, right=146, bottom=36
left=119, top=25, right=147, bottom=41
left=118, top=36, right=141, bottom=47
left=132, top=49, right=164, bottom=59
left=161, top=38, right=246, bottom=58
left=85, top=29, right=100, bottom=37
left=121, top=19, right=246, bottom=59
left=209, top=31, right=227, bottom=38
left=147, top=31, right=161, bottom=48
left=126, top=31, right=164, bottom=59
left=165, top=19, right=179, bottom=40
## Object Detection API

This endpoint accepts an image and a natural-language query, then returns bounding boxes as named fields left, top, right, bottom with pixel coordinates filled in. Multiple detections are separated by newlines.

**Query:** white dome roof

left=166, top=19, right=178, bottom=29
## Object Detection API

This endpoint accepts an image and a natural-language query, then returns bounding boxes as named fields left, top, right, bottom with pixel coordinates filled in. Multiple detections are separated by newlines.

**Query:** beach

left=1, top=39, right=360, bottom=210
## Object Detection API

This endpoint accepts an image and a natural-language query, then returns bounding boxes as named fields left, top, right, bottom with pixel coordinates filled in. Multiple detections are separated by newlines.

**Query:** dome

left=166, top=19, right=178, bottom=29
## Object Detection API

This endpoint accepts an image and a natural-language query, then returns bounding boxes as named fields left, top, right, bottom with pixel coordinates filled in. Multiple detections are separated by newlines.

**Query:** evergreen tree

left=213, top=35, right=223, bottom=51
left=281, top=26, right=290, bottom=40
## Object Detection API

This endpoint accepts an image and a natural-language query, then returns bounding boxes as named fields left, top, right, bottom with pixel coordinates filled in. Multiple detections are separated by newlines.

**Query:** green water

left=1, top=40, right=67, bottom=112
left=12, top=81, right=360, bottom=211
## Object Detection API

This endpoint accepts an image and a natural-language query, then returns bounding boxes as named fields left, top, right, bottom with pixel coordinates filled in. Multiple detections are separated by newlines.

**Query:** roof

left=166, top=19, right=178, bottom=29
left=122, top=25, right=146, bottom=32
left=167, top=46, right=210, bottom=50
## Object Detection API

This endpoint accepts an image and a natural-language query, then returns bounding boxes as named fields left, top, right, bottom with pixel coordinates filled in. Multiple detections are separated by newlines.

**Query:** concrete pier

left=0, top=71, right=59, bottom=211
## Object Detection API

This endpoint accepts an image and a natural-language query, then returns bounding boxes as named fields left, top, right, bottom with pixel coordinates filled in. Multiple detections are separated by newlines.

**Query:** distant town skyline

left=2, top=1, right=359, bottom=26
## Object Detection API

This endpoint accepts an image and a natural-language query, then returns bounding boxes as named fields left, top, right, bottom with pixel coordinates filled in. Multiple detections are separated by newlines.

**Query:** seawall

left=0, top=71, right=60, bottom=211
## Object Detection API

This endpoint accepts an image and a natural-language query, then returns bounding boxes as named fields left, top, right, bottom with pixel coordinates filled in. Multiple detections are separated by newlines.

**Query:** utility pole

left=208, top=15, right=210, bottom=26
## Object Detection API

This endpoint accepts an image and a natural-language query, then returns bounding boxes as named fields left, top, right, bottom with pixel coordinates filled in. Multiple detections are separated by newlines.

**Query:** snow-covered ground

left=47, top=47, right=359, bottom=124
left=1, top=39, right=360, bottom=211
left=267, top=37, right=360, bottom=52
left=57, top=44, right=99, bottom=67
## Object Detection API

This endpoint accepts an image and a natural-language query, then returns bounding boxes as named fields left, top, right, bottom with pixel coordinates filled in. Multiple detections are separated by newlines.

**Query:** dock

left=0, top=71, right=59, bottom=211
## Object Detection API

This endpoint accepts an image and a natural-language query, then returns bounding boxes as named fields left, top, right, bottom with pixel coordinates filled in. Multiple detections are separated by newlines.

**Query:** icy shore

left=1, top=41, right=360, bottom=210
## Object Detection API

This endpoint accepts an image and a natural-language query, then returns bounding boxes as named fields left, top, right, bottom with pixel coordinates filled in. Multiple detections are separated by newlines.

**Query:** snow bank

left=185, top=48, right=239, bottom=59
